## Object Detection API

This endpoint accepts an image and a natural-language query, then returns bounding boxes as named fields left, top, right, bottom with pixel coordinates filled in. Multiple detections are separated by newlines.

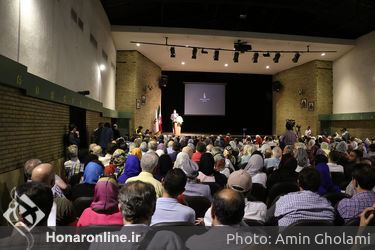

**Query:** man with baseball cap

left=203, top=169, right=267, bottom=226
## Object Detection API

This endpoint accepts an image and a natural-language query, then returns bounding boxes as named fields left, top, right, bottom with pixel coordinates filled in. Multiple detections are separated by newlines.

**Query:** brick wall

left=273, top=60, right=333, bottom=136
left=0, top=83, right=69, bottom=219
left=116, top=51, right=161, bottom=134
left=86, top=110, right=111, bottom=143
left=331, top=120, right=375, bottom=139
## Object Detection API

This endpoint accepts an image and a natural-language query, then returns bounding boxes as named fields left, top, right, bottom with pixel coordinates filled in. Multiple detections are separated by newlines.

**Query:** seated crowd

left=6, top=127, right=375, bottom=237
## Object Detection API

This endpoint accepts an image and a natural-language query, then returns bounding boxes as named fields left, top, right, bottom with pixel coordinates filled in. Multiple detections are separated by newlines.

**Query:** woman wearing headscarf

left=320, top=142, right=330, bottom=156
left=71, top=159, right=104, bottom=201
left=266, top=154, right=298, bottom=190
left=104, top=149, right=126, bottom=176
left=158, top=154, right=173, bottom=178
left=197, top=153, right=227, bottom=187
left=77, top=177, right=123, bottom=226
left=295, top=148, right=310, bottom=172
left=314, top=154, right=340, bottom=195
left=131, top=147, right=142, bottom=162
left=176, top=152, right=212, bottom=201
left=224, top=146, right=236, bottom=171
left=244, top=154, right=267, bottom=188
left=117, top=155, right=141, bottom=183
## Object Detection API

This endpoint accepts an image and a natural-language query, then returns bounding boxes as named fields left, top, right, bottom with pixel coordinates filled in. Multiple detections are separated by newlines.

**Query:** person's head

left=67, top=145, right=78, bottom=159
left=196, top=142, right=206, bottom=153
left=211, top=189, right=245, bottom=226
left=173, top=109, right=176, bottom=114
left=104, top=122, right=111, bottom=128
left=162, top=168, right=187, bottom=197
left=283, top=145, right=294, bottom=155
left=24, top=159, right=42, bottom=181
left=92, top=145, right=102, bottom=157
left=295, top=148, right=308, bottom=167
left=349, top=149, right=362, bottom=163
left=243, top=144, right=256, bottom=156
left=118, top=181, right=156, bottom=225
left=182, top=146, right=193, bottom=159
left=313, top=154, right=328, bottom=166
left=113, top=123, right=118, bottom=129
left=264, top=148, right=272, bottom=159
left=272, top=147, right=282, bottom=159
left=167, top=140, right=174, bottom=148
left=227, top=170, right=252, bottom=195
left=89, top=143, right=97, bottom=154
left=15, top=182, right=53, bottom=226
left=352, top=163, right=375, bottom=192
left=206, top=144, right=213, bottom=152
left=112, top=149, right=126, bottom=166
left=172, top=141, right=181, bottom=152
left=336, top=141, right=348, bottom=154
left=199, top=153, right=215, bottom=176
left=106, top=142, right=118, bottom=155
left=148, top=141, right=158, bottom=152
left=31, top=163, right=55, bottom=188
left=140, top=142, right=148, bottom=153
left=307, top=126, right=310, bottom=130
left=328, top=150, right=341, bottom=163
left=297, top=167, right=321, bottom=192
left=69, top=124, right=77, bottom=132
left=158, top=154, right=174, bottom=177
left=91, top=177, right=119, bottom=214
left=140, top=152, right=159, bottom=173
left=211, top=146, right=223, bottom=157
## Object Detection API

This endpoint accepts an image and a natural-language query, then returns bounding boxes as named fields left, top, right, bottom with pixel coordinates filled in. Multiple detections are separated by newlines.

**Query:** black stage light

left=214, top=50, right=219, bottom=61
left=252, top=52, right=259, bottom=63
left=292, top=53, right=300, bottom=63
left=273, top=52, right=280, bottom=63
left=192, top=47, right=197, bottom=59
left=233, top=51, right=239, bottom=63
left=263, top=52, right=270, bottom=57
left=170, top=47, right=175, bottom=58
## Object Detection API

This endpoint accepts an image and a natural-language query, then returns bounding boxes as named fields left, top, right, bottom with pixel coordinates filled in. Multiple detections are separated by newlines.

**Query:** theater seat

left=243, top=219, right=265, bottom=226
left=73, top=196, right=94, bottom=217
left=184, top=196, right=211, bottom=218
left=267, top=182, right=299, bottom=207
left=151, top=221, right=195, bottom=227
left=323, top=192, right=350, bottom=207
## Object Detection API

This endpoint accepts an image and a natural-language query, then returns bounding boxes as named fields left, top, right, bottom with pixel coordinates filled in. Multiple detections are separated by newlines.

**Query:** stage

left=162, top=132, right=272, bottom=138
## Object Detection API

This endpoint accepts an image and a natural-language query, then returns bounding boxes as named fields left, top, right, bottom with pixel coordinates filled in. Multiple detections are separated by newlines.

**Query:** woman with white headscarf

left=244, top=154, right=267, bottom=188
left=294, top=148, right=310, bottom=172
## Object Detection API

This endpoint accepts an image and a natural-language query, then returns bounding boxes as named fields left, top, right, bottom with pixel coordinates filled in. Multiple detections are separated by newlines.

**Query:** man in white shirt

left=304, top=126, right=312, bottom=138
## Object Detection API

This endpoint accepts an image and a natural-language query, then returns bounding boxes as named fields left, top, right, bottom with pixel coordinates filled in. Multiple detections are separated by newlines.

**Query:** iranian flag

left=155, top=105, right=162, bottom=134
left=158, top=105, right=162, bottom=132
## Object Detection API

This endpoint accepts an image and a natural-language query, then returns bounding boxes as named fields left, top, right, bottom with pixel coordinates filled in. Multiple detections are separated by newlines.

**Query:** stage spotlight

left=214, top=50, right=219, bottom=61
left=292, top=53, right=300, bottom=63
left=273, top=53, right=280, bottom=63
left=263, top=52, right=270, bottom=57
left=233, top=52, right=239, bottom=63
left=252, top=52, right=259, bottom=63
left=201, top=49, right=208, bottom=54
left=170, top=47, right=175, bottom=58
left=192, top=47, right=197, bottom=59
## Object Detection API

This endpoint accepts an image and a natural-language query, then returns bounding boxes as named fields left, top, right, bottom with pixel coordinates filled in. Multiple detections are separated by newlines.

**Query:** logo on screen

left=200, top=92, right=210, bottom=103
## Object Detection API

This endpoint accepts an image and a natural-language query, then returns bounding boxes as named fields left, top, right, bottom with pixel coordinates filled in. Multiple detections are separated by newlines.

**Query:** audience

left=338, top=163, right=375, bottom=222
left=126, top=152, right=163, bottom=198
left=244, top=154, right=267, bottom=188
left=264, top=146, right=282, bottom=169
left=295, top=147, right=310, bottom=172
left=64, top=145, right=82, bottom=181
left=117, top=155, right=141, bottom=183
left=151, top=169, right=195, bottom=225
left=327, top=150, right=344, bottom=173
left=274, top=167, right=335, bottom=226
left=77, top=177, right=123, bottom=226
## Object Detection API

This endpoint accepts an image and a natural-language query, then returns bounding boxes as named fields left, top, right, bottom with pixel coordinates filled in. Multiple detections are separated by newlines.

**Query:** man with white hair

left=140, top=142, right=148, bottom=155
left=126, top=153, right=163, bottom=198
left=264, top=147, right=282, bottom=169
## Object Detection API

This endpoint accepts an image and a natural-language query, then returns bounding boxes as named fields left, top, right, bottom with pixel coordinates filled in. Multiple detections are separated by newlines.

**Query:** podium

left=173, top=122, right=181, bottom=136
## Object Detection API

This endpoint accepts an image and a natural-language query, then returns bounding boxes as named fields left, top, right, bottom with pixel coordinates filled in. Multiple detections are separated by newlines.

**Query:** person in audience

left=98, top=122, right=113, bottom=154
left=72, top=160, right=104, bottom=201
left=244, top=154, right=267, bottom=188
left=182, top=146, right=193, bottom=159
left=140, top=141, right=148, bottom=156
left=198, top=152, right=227, bottom=186
left=168, top=141, right=181, bottom=163
left=92, top=145, right=102, bottom=158
left=314, top=154, right=340, bottom=195
left=191, top=142, right=205, bottom=162
left=64, top=145, right=82, bottom=181
left=338, top=164, right=375, bottom=222
left=150, top=169, right=195, bottom=226
left=344, top=149, right=363, bottom=182
left=280, top=120, right=297, bottom=146
left=166, top=140, right=174, bottom=154
left=240, top=144, right=256, bottom=166
left=223, top=146, right=236, bottom=172
left=264, top=147, right=272, bottom=159
left=274, top=167, right=335, bottom=226
left=266, top=153, right=298, bottom=190
left=77, top=177, right=123, bottom=226
left=304, top=125, right=312, bottom=138
left=175, top=152, right=212, bottom=201
left=327, top=150, right=344, bottom=173
left=264, top=146, right=282, bottom=169
left=320, top=142, right=330, bottom=156
left=214, top=153, right=230, bottom=178
left=131, top=147, right=142, bottom=161
left=206, top=143, right=213, bottom=153
left=112, top=123, right=120, bottom=140
left=147, top=141, right=158, bottom=154
left=99, top=142, right=117, bottom=167
left=104, top=149, right=126, bottom=176
left=126, top=152, right=163, bottom=198
left=68, top=123, right=80, bottom=147
left=117, top=155, right=141, bottom=183
left=31, top=163, right=76, bottom=226
left=295, top=148, right=310, bottom=172
left=24, top=158, right=42, bottom=182
left=159, top=154, right=174, bottom=179
left=204, top=170, right=266, bottom=226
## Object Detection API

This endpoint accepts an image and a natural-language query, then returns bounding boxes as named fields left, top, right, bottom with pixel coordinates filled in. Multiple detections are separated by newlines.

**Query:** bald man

left=31, top=163, right=66, bottom=198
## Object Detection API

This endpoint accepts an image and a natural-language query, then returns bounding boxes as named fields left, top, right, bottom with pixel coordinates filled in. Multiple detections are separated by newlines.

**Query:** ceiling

left=101, top=0, right=375, bottom=39
left=112, top=26, right=354, bottom=74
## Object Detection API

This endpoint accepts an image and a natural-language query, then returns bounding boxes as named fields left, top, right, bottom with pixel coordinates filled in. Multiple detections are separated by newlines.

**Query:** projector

left=234, top=40, right=252, bottom=53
